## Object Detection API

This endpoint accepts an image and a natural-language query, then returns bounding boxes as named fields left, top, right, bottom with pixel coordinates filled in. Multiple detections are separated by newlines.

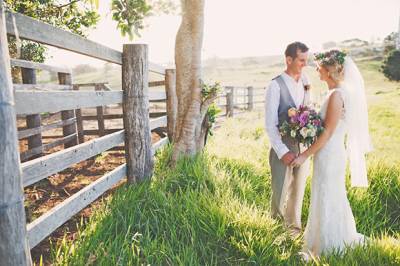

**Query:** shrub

left=381, top=50, right=400, bottom=81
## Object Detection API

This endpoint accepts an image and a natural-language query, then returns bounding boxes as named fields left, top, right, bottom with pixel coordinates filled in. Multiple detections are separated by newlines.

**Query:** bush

left=381, top=50, right=400, bottom=81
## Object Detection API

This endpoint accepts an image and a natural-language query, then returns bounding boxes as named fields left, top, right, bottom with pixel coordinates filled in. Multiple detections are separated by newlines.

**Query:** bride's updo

left=315, top=50, right=347, bottom=83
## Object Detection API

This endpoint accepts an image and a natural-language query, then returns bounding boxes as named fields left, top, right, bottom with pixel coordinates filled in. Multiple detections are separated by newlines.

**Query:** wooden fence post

left=226, top=86, right=234, bottom=117
left=73, top=85, right=84, bottom=143
left=95, top=84, right=105, bottom=137
left=21, top=67, right=43, bottom=156
left=247, top=86, right=254, bottom=111
left=58, top=73, right=78, bottom=148
left=165, top=68, right=177, bottom=142
left=0, top=1, right=32, bottom=264
left=122, top=44, right=153, bottom=183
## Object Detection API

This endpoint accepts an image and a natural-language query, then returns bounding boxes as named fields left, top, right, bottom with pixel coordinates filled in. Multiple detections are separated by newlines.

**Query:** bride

left=290, top=50, right=372, bottom=257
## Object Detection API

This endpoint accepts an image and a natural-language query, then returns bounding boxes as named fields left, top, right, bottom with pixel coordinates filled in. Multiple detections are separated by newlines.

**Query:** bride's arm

left=291, top=91, right=344, bottom=167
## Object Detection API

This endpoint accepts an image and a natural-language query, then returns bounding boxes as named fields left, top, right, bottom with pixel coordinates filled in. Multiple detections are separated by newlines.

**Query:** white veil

left=342, top=57, right=373, bottom=187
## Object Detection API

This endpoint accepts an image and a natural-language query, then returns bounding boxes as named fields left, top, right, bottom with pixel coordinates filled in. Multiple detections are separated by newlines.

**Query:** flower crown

left=314, top=50, right=347, bottom=66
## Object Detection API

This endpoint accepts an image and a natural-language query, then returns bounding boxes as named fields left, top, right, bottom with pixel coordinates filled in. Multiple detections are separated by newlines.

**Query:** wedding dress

left=303, top=88, right=365, bottom=256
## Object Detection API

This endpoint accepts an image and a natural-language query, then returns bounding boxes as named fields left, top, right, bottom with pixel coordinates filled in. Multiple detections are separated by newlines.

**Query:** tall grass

left=51, top=59, right=399, bottom=265
left=52, top=132, right=399, bottom=264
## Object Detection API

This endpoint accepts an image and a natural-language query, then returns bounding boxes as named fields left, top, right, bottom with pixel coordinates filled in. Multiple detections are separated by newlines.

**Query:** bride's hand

left=290, top=153, right=308, bottom=168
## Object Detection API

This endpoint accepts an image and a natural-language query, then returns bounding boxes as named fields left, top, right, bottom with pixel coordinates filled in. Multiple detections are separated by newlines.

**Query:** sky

left=48, top=0, right=400, bottom=67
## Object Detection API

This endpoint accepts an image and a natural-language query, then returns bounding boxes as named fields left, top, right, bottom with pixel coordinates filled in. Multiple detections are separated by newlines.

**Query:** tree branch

left=200, top=91, right=218, bottom=118
left=56, top=0, right=81, bottom=9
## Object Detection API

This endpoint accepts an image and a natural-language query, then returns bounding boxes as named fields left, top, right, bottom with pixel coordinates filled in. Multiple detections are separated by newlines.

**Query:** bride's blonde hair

left=315, top=49, right=346, bottom=83
left=324, top=64, right=345, bottom=83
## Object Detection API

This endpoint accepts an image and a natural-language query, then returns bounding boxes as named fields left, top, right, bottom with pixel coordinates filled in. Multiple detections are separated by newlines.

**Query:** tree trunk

left=171, top=0, right=216, bottom=163
left=165, top=69, right=177, bottom=142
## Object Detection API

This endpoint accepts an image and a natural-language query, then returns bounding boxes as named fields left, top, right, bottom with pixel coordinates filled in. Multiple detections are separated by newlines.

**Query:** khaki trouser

left=269, top=145, right=310, bottom=230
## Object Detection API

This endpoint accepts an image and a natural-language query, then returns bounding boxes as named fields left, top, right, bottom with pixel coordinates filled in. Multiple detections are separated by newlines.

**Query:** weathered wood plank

left=73, top=82, right=108, bottom=87
left=14, top=90, right=123, bottom=115
left=19, top=118, right=78, bottom=139
left=20, top=134, right=77, bottom=162
left=10, top=59, right=71, bottom=74
left=21, top=67, right=43, bottom=158
left=122, top=44, right=153, bottom=183
left=82, top=129, right=122, bottom=136
left=20, top=146, right=43, bottom=162
left=149, top=111, right=167, bottom=118
left=149, top=62, right=166, bottom=75
left=149, top=91, right=166, bottom=101
left=73, top=85, right=84, bottom=143
left=151, top=137, right=169, bottom=155
left=81, top=114, right=123, bottom=120
left=58, top=73, right=77, bottom=148
left=27, top=164, right=127, bottom=248
left=5, top=10, right=122, bottom=64
left=43, top=134, right=77, bottom=151
left=0, top=2, right=31, bottom=263
left=226, top=86, right=234, bottom=117
left=13, top=84, right=73, bottom=91
left=150, top=116, right=167, bottom=130
left=149, top=80, right=165, bottom=87
left=95, top=84, right=105, bottom=136
left=5, top=11, right=165, bottom=74
left=21, top=130, right=125, bottom=187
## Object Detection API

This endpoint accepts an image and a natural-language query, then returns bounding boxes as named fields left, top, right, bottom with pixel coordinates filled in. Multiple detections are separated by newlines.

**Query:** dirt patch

left=17, top=109, right=163, bottom=265
left=27, top=151, right=126, bottom=265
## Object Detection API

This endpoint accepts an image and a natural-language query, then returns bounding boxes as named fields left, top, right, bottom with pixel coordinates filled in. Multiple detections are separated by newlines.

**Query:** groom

left=265, top=42, right=311, bottom=234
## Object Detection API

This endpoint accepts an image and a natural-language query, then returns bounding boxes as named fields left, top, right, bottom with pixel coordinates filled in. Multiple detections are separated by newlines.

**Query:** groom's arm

left=264, top=81, right=290, bottom=160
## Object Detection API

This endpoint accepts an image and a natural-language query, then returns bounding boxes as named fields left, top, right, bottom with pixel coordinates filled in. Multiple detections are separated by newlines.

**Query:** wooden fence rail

left=73, top=83, right=168, bottom=142
left=217, top=86, right=265, bottom=117
left=1, top=6, right=170, bottom=264
left=12, top=59, right=77, bottom=161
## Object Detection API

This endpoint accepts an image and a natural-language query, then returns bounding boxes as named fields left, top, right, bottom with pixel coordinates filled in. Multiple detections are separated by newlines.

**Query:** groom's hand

left=281, top=152, right=296, bottom=166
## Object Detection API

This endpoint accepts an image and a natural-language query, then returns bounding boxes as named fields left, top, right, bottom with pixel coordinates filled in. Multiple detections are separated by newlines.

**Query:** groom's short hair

left=285, top=42, right=309, bottom=59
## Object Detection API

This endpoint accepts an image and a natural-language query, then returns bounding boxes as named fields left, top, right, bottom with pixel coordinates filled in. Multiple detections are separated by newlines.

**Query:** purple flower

left=299, top=113, right=309, bottom=127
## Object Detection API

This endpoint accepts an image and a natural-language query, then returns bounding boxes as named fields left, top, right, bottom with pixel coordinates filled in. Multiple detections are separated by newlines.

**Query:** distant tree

left=383, top=32, right=398, bottom=56
left=381, top=32, right=400, bottom=81
left=381, top=50, right=400, bottom=81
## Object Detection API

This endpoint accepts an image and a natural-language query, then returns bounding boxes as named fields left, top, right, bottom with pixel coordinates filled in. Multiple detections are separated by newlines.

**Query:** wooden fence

left=216, top=86, right=265, bottom=117
left=0, top=5, right=265, bottom=265
left=0, top=6, right=171, bottom=265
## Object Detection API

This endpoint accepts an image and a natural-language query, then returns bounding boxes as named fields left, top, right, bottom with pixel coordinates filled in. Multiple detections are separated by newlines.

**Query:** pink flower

left=313, top=119, right=321, bottom=126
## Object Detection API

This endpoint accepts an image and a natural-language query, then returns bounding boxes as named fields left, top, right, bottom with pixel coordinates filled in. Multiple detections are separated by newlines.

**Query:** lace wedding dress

left=303, top=88, right=365, bottom=256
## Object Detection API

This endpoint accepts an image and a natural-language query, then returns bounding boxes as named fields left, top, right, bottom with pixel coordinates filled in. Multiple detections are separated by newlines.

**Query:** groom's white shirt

left=264, top=72, right=311, bottom=159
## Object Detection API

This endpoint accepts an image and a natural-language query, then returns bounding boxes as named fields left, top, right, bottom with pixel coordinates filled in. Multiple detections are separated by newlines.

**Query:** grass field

left=49, top=57, right=400, bottom=265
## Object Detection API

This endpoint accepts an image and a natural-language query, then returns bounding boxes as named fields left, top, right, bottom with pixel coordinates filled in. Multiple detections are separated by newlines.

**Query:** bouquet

left=279, top=105, right=324, bottom=147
